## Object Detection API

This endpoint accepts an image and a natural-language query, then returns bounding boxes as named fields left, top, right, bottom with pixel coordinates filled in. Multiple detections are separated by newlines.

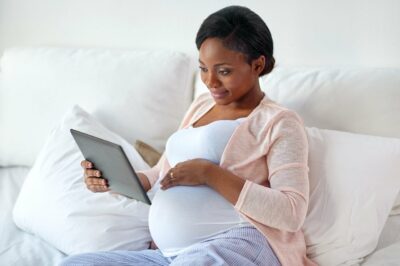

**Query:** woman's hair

left=196, top=6, right=275, bottom=76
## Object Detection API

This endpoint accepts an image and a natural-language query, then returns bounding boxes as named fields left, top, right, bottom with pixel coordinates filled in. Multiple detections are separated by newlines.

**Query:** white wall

left=1, top=0, right=400, bottom=67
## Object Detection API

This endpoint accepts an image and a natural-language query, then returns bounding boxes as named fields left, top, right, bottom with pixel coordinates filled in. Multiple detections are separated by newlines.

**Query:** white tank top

left=148, top=118, right=250, bottom=257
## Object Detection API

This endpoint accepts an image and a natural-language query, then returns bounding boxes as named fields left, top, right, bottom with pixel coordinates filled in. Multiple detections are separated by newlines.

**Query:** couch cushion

left=0, top=47, right=194, bottom=167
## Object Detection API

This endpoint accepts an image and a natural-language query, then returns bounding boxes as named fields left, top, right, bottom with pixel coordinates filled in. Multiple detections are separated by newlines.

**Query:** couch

left=1, top=47, right=400, bottom=265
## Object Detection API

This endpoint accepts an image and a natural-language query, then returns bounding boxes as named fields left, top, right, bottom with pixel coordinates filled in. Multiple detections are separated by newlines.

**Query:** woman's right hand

left=81, top=160, right=109, bottom=193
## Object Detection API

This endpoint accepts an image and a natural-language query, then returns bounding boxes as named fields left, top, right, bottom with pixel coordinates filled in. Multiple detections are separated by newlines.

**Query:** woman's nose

left=204, top=72, right=221, bottom=88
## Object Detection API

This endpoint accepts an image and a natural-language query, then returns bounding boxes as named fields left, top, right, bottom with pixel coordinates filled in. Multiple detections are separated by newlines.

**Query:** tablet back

left=70, top=129, right=151, bottom=205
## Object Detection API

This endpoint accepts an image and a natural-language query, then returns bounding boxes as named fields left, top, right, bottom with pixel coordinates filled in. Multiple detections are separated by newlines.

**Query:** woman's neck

left=226, top=84, right=265, bottom=111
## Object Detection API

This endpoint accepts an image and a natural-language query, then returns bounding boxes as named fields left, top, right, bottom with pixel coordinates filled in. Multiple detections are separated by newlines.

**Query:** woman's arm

left=205, top=165, right=245, bottom=205
left=137, top=172, right=152, bottom=192
left=234, top=116, right=309, bottom=232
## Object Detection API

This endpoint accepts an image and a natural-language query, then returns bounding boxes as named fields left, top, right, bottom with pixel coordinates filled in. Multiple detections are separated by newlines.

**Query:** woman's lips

left=211, top=90, right=229, bottom=99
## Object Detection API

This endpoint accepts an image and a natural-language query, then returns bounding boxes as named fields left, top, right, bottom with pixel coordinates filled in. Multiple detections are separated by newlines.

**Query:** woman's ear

left=252, top=55, right=266, bottom=75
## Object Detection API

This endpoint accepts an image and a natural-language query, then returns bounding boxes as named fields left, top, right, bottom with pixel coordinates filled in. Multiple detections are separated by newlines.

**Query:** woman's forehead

left=199, top=38, right=246, bottom=65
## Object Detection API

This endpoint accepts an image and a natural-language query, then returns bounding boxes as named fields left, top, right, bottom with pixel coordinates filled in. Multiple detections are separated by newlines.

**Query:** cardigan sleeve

left=235, top=114, right=310, bottom=232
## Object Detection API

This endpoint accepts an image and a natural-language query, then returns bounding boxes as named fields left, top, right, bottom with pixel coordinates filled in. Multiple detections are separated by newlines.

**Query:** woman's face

left=199, top=37, right=262, bottom=106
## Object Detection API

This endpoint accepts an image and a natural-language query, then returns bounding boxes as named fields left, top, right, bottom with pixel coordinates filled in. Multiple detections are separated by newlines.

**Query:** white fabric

left=12, top=105, right=154, bottom=255
left=0, top=47, right=193, bottom=167
left=0, top=166, right=66, bottom=266
left=364, top=215, right=400, bottom=265
left=167, top=119, right=244, bottom=166
left=362, top=242, right=400, bottom=266
left=365, top=215, right=400, bottom=266
left=375, top=215, right=400, bottom=252
left=304, top=127, right=400, bottom=266
left=149, top=119, right=248, bottom=257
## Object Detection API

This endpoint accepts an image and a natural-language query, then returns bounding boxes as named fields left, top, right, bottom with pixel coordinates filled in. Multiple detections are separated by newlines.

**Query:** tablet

left=70, top=129, right=151, bottom=205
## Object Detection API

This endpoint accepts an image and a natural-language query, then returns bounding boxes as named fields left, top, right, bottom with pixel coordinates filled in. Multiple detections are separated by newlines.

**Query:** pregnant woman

left=61, top=5, right=316, bottom=266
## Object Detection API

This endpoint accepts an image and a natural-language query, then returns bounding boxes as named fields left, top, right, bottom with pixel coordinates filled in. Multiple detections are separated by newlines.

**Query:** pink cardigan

left=140, top=93, right=317, bottom=266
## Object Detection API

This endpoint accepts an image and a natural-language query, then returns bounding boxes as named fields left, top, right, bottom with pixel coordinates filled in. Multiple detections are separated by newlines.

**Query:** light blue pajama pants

left=60, top=226, right=281, bottom=266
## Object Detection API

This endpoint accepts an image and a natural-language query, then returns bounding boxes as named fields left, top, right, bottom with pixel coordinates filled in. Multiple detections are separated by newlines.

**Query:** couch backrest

left=0, top=47, right=195, bottom=167
left=195, top=67, right=400, bottom=139
left=2, top=47, right=399, bottom=167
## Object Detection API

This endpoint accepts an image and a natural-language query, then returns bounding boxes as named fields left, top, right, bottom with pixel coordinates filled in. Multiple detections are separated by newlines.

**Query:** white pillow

left=0, top=47, right=194, bottom=166
left=13, top=105, right=155, bottom=255
left=304, top=127, right=400, bottom=265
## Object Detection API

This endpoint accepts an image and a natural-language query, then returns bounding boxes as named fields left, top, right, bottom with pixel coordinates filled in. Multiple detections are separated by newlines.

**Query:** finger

left=81, top=160, right=93, bottom=169
left=161, top=181, right=176, bottom=190
left=160, top=173, right=173, bottom=187
left=88, top=184, right=109, bottom=191
left=86, top=177, right=108, bottom=186
left=88, top=184, right=109, bottom=192
left=160, top=175, right=177, bottom=190
left=85, top=177, right=108, bottom=186
left=160, top=172, right=169, bottom=186
left=85, top=169, right=102, bottom=178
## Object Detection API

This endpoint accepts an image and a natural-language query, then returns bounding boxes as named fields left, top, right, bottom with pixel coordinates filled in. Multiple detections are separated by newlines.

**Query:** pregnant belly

left=148, top=185, right=244, bottom=256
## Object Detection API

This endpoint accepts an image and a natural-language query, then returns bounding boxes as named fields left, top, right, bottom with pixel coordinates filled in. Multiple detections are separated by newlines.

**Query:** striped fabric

left=60, top=226, right=281, bottom=266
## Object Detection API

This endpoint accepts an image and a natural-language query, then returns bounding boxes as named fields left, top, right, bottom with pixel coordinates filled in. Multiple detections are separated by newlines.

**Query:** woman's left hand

left=160, top=159, right=215, bottom=190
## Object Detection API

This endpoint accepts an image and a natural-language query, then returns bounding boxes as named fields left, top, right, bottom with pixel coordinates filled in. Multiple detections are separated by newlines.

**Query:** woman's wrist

left=205, top=164, right=245, bottom=205
left=204, top=163, right=220, bottom=187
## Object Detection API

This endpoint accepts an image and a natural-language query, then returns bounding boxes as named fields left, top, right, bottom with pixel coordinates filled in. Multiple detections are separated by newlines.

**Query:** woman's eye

left=218, top=70, right=231, bottom=76
left=199, top=67, right=208, bottom=73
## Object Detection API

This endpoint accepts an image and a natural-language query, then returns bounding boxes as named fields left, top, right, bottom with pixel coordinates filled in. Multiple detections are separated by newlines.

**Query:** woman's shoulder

left=256, top=96, right=304, bottom=123
left=257, top=94, right=286, bottom=111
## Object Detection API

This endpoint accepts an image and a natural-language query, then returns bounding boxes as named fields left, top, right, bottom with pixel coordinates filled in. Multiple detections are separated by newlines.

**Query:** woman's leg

left=170, top=226, right=281, bottom=266
left=59, top=249, right=170, bottom=266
